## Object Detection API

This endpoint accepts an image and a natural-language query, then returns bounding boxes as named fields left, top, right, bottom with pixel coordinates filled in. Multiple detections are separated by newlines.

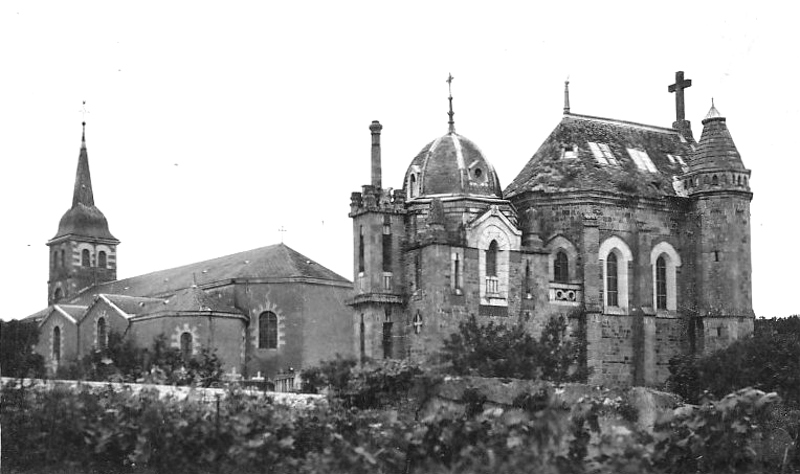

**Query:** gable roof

left=34, top=304, right=88, bottom=327
left=504, top=113, right=696, bottom=199
left=64, top=243, right=350, bottom=306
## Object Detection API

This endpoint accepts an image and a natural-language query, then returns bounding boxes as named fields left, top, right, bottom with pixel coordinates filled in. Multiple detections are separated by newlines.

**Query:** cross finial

left=278, top=226, right=287, bottom=243
left=668, top=71, right=692, bottom=122
left=563, top=77, right=571, bottom=114
left=446, top=73, right=455, bottom=134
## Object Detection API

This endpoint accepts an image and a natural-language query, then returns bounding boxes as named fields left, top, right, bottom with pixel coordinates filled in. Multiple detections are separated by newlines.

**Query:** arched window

left=409, top=174, right=418, bottom=198
left=656, top=256, right=667, bottom=310
left=606, top=253, right=619, bottom=307
left=98, top=251, right=107, bottom=269
left=259, top=312, right=278, bottom=349
left=97, top=317, right=107, bottom=350
left=651, top=242, right=681, bottom=311
left=53, top=287, right=63, bottom=301
left=53, top=326, right=61, bottom=363
left=51, top=251, right=57, bottom=269
left=712, top=175, right=719, bottom=186
left=554, top=251, right=569, bottom=283
left=486, top=240, right=498, bottom=277
left=180, top=332, right=193, bottom=359
left=60, top=250, right=65, bottom=267
left=82, top=249, right=91, bottom=267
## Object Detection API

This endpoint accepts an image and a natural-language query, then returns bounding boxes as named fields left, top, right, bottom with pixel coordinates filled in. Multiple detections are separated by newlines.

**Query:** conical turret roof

left=690, top=103, right=745, bottom=172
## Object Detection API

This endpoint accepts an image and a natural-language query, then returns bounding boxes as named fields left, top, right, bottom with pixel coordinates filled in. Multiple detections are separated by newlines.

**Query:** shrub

left=0, top=319, right=45, bottom=378
left=667, top=323, right=800, bottom=406
left=440, top=314, right=587, bottom=382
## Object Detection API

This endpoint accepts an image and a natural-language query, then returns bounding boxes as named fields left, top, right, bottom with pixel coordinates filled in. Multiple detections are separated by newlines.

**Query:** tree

left=0, top=319, right=45, bottom=378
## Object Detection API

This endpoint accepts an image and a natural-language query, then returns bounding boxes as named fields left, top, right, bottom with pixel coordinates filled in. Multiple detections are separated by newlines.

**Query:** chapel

left=28, top=123, right=355, bottom=383
left=350, top=72, right=754, bottom=386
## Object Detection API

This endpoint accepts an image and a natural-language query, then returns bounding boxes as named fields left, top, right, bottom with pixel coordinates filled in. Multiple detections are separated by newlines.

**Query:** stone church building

left=28, top=124, right=354, bottom=383
left=351, top=72, right=754, bottom=386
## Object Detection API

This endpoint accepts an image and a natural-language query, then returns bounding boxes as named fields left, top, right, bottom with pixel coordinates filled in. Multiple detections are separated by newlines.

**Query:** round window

left=474, top=168, right=483, bottom=179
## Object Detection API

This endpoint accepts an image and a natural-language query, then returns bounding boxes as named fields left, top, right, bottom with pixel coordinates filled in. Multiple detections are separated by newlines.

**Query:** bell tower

left=47, top=122, right=120, bottom=304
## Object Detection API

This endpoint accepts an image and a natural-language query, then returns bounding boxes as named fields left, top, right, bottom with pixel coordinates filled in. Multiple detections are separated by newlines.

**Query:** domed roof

left=54, top=203, right=117, bottom=241
left=403, top=132, right=502, bottom=199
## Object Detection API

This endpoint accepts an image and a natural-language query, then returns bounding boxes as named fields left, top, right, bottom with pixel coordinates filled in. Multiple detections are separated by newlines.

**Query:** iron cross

left=447, top=73, right=454, bottom=96
left=278, top=226, right=287, bottom=243
left=668, top=71, right=692, bottom=122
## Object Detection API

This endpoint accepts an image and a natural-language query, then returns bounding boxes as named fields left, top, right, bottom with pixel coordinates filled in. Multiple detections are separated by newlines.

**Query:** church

left=28, top=123, right=355, bottom=383
left=350, top=72, right=754, bottom=386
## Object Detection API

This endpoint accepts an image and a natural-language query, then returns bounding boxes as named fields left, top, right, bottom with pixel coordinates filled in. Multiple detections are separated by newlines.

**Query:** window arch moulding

left=598, top=235, right=633, bottom=314
left=545, top=235, right=581, bottom=305
left=650, top=241, right=681, bottom=312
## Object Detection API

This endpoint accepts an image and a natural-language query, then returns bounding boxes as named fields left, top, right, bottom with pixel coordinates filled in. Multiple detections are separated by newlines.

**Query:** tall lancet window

left=358, top=226, right=365, bottom=273
left=53, top=326, right=61, bottom=363
left=97, top=317, right=107, bottom=350
left=180, top=332, right=193, bottom=359
left=554, top=251, right=569, bottom=283
left=606, top=253, right=619, bottom=307
left=486, top=241, right=498, bottom=277
left=656, top=256, right=668, bottom=310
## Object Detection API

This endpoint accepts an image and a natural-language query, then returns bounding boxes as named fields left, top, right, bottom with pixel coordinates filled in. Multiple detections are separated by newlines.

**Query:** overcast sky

left=2, top=1, right=796, bottom=320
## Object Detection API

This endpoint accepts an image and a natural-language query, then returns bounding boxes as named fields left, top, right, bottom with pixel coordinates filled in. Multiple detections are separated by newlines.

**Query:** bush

left=667, top=322, right=800, bottom=406
left=440, top=314, right=587, bottom=382
left=0, top=319, right=45, bottom=378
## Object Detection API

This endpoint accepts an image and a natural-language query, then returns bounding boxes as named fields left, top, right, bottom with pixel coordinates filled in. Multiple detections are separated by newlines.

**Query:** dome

left=53, top=203, right=117, bottom=241
left=403, top=132, right=502, bottom=199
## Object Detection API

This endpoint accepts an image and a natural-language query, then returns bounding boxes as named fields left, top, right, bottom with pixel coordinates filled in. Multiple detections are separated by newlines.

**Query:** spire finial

left=80, top=101, right=89, bottom=147
left=446, top=73, right=455, bottom=134
left=563, top=77, right=571, bottom=114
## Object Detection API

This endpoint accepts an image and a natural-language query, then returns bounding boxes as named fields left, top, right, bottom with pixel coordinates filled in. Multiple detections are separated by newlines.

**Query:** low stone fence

left=0, top=377, right=323, bottom=409
left=423, top=376, right=682, bottom=432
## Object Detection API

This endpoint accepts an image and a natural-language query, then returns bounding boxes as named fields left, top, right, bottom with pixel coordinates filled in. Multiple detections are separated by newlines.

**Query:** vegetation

left=668, top=316, right=800, bottom=406
left=56, top=332, right=224, bottom=387
left=440, top=314, right=589, bottom=382
left=0, top=319, right=45, bottom=379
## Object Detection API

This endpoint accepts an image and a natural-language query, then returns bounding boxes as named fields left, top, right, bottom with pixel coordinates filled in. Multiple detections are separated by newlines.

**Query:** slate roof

left=404, top=132, right=503, bottom=199
left=504, top=113, right=696, bottom=199
left=64, top=243, right=350, bottom=306
left=98, top=294, right=165, bottom=318
left=156, top=286, right=243, bottom=315
left=690, top=106, right=745, bottom=172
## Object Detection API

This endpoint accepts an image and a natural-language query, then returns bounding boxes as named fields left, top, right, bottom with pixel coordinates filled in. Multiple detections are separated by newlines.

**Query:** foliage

left=55, top=332, right=224, bottom=387
left=0, top=319, right=45, bottom=378
left=299, top=354, right=357, bottom=394
left=652, top=388, right=783, bottom=473
left=440, top=314, right=587, bottom=382
left=3, top=378, right=797, bottom=474
left=667, top=320, right=800, bottom=406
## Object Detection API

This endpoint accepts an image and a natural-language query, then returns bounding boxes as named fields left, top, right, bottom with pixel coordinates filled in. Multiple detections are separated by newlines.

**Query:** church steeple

left=47, top=120, right=119, bottom=305
left=73, top=122, right=95, bottom=207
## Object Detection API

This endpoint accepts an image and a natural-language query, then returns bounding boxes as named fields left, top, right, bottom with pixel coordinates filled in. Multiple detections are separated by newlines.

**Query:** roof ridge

left=565, top=112, right=682, bottom=135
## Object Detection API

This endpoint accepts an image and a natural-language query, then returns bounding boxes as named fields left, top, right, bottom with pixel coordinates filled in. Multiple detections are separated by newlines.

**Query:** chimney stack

left=370, top=120, right=383, bottom=189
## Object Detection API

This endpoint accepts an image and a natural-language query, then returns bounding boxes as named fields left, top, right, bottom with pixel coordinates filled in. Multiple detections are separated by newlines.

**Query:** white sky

left=2, top=1, right=797, bottom=320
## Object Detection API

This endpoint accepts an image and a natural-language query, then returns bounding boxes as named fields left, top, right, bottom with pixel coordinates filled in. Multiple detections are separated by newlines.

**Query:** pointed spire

left=72, top=121, right=95, bottom=207
left=563, top=78, right=571, bottom=114
left=704, top=98, right=722, bottom=121
left=446, top=73, right=455, bottom=134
